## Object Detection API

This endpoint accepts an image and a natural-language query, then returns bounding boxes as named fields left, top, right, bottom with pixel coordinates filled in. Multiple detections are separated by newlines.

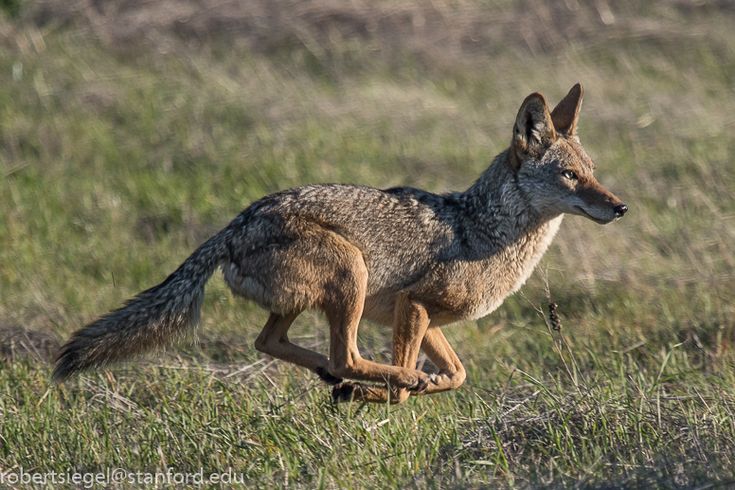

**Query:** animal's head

left=510, top=83, right=627, bottom=224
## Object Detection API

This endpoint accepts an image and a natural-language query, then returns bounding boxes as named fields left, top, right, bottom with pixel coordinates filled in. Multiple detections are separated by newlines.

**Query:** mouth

left=574, top=206, right=613, bottom=224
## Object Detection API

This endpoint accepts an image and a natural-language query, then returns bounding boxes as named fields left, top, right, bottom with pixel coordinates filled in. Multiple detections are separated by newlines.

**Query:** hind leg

left=255, top=312, right=341, bottom=385
left=324, top=247, right=431, bottom=393
left=334, top=327, right=466, bottom=402
left=235, top=226, right=427, bottom=390
left=332, top=292, right=432, bottom=404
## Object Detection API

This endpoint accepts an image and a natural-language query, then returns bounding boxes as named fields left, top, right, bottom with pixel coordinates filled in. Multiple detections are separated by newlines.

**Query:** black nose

left=614, top=204, right=628, bottom=218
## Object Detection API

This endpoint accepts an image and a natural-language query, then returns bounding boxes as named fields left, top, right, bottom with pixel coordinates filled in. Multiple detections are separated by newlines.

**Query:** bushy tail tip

left=52, top=228, right=231, bottom=381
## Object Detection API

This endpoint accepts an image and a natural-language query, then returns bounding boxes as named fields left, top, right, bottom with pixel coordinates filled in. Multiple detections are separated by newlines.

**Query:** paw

left=315, top=366, right=343, bottom=385
left=407, top=372, right=438, bottom=393
left=332, top=382, right=357, bottom=403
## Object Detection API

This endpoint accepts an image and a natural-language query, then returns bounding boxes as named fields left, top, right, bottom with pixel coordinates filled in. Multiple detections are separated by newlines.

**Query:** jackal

left=54, top=83, right=627, bottom=403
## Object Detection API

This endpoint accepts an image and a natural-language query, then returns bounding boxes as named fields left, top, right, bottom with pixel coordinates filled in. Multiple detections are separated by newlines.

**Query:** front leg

left=333, top=292, right=431, bottom=404
left=418, top=327, right=466, bottom=394
left=255, top=312, right=342, bottom=384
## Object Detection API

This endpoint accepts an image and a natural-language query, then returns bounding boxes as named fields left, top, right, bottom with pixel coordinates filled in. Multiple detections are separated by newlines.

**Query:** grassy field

left=2, top=0, right=735, bottom=487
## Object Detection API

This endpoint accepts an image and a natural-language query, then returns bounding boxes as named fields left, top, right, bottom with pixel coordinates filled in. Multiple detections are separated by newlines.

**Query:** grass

left=1, top=0, right=735, bottom=487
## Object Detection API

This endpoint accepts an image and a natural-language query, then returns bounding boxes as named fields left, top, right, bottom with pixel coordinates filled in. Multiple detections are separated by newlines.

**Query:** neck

left=460, top=149, right=547, bottom=240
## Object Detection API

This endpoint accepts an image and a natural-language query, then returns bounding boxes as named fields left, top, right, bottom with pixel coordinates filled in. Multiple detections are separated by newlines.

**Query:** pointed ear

left=512, top=92, right=556, bottom=165
left=551, top=83, right=583, bottom=136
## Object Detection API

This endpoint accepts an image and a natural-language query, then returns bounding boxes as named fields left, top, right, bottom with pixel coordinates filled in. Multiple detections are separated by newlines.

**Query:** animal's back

left=224, top=184, right=459, bottom=304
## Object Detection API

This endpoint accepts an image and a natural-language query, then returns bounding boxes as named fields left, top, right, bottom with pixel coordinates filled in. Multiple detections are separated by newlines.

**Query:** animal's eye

left=561, top=170, right=578, bottom=180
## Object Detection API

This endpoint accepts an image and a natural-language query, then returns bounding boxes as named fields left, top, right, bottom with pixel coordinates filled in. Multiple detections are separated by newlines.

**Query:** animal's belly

left=425, top=290, right=506, bottom=326
left=361, top=295, right=396, bottom=326
left=359, top=289, right=504, bottom=328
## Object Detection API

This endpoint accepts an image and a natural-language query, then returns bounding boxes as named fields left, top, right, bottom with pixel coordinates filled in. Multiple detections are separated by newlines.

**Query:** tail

left=52, top=226, right=235, bottom=382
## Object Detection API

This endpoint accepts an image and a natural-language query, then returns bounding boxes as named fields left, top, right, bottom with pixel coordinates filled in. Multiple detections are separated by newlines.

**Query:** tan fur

left=54, top=84, right=627, bottom=404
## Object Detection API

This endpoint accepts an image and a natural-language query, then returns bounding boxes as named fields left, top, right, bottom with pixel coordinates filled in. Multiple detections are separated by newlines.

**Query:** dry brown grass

left=0, top=324, right=60, bottom=362
left=28, top=0, right=730, bottom=60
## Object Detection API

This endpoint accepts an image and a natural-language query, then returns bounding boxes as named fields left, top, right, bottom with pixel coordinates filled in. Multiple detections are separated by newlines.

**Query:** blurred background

left=1, top=1, right=734, bottom=486
left=2, top=0, right=732, bottom=360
